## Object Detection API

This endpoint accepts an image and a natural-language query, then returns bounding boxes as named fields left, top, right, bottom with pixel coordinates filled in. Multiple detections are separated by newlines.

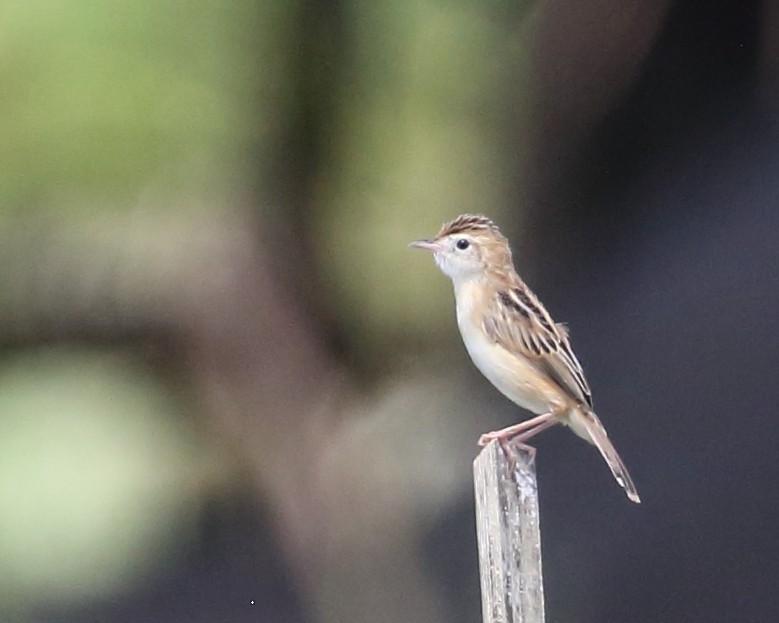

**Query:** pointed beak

left=408, top=239, right=443, bottom=252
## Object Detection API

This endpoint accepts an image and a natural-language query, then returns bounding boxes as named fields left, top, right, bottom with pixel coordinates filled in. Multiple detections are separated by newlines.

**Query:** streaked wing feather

left=484, top=287, right=593, bottom=408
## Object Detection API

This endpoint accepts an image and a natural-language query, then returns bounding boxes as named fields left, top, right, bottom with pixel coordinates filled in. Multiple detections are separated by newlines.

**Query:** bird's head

left=409, top=214, right=512, bottom=283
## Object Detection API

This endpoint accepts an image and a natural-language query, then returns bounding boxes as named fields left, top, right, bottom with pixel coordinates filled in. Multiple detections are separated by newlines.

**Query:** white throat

left=434, top=252, right=484, bottom=285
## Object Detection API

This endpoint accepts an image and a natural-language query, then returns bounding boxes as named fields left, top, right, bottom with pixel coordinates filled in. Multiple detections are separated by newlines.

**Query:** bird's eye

left=456, top=238, right=470, bottom=250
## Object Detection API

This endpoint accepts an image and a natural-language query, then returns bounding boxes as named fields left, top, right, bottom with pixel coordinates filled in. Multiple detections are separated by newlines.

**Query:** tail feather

left=573, top=409, right=641, bottom=504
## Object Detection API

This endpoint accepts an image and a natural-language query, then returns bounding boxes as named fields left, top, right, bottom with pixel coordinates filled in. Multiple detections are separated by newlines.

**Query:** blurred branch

left=0, top=205, right=456, bottom=622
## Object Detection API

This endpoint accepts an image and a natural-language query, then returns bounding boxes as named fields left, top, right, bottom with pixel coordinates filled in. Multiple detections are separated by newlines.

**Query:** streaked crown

left=426, top=213, right=514, bottom=280
left=436, top=213, right=511, bottom=262
left=436, top=213, right=502, bottom=239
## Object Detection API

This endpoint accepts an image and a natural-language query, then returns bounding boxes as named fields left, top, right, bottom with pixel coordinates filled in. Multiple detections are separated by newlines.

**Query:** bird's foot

left=477, top=412, right=556, bottom=447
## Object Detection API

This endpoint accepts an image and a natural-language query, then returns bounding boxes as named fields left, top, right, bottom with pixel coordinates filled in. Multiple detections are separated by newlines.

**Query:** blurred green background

left=2, top=1, right=779, bottom=622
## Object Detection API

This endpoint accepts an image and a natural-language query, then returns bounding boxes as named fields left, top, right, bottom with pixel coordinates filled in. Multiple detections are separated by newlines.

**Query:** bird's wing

left=483, top=286, right=593, bottom=408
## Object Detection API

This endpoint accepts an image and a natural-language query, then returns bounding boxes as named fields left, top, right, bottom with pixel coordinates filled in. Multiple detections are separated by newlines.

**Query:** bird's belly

left=459, top=324, right=552, bottom=414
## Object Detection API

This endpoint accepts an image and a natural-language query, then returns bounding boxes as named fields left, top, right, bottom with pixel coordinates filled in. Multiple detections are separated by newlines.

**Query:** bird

left=409, top=213, right=640, bottom=503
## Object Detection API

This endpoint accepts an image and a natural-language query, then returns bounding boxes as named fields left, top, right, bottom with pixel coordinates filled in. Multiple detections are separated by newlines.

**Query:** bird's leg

left=498, top=436, right=523, bottom=466
left=477, top=412, right=556, bottom=447
left=482, top=413, right=558, bottom=473
left=496, top=417, right=554, bottom=469
left=511, top=416, right=557, bottom=443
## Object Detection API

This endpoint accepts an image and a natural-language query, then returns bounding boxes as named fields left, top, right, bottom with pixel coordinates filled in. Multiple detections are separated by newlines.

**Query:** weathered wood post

left=473, top=440, right=545, bottom=623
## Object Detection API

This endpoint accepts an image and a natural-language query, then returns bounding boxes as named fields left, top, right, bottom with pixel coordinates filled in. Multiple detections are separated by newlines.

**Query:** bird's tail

left=570, top=408, right=641, bottom=504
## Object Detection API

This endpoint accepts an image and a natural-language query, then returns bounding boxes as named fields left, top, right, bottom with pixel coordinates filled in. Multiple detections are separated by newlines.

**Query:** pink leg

left=503, top=417, right=558, bottom=457
left=512, top=416, right=558, bottom=443
left=482, top=414, right=559, bottom=470
left=478, top=412, right=556, bottom=447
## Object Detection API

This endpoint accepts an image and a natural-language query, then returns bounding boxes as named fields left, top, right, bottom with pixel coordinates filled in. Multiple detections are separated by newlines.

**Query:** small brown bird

left=410, top=213, right=640, bottom=503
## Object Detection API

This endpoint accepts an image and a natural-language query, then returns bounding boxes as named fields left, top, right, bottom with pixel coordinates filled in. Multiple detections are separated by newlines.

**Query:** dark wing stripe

left=499, top=291, right=527, bottom=317
left=511, top=287, right=556, bottom=334
left=507, top=288, right=560, bottom=355
left=488, top=287, right=593, bottom=408
left=556, top=342, right=592, bottom=408
left=500, top=289, right=554, bottom=355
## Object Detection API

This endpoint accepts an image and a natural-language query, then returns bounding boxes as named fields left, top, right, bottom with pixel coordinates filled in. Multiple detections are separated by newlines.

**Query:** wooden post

left=473, top=440, right=545, bottom=623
